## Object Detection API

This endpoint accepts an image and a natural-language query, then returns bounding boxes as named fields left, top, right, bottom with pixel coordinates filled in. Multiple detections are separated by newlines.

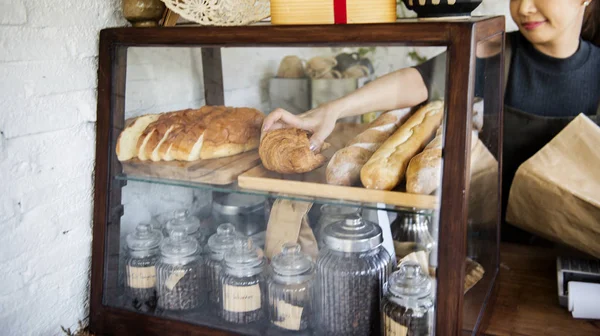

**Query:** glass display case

left=90, top=17, right=505, bottom=336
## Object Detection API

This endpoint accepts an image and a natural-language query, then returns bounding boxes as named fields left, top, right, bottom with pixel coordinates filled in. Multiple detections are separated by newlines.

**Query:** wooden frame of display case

left=91, top=17, right=505, bottom=336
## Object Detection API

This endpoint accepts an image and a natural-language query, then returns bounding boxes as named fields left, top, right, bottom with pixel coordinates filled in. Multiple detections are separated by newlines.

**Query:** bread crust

left=117, top=106, right=264, bottom=162
left=326, top=108, right=412, bottom=186
left=259, top=128, right=328, bottom=174
left=360, top=101, right=444, bottom=190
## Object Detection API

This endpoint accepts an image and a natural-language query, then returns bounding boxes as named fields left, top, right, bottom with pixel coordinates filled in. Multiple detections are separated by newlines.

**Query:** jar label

left=223, top=284, right=261, bottom=313
left=384, top=315, right=408, bottom=336
left=273, top=300, right=303, bottom=331
left=165, top=270, right=187, bottom=291
left=394, top=241, right=419, bottom=259
left=126, top=265, right=156, bottom=289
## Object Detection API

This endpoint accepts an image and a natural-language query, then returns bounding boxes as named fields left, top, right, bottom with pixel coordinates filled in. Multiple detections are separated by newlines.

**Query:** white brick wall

left=0, top=0, right=511, bottom=334
left=0, top=0, right=125, bottom=335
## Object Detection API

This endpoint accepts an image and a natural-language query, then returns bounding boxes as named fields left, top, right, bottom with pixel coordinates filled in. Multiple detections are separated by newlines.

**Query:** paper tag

left=164, top=270, right=187, bottom=291
left=394, top=241, right=418, bottom=259
left=127, top=265, right=156, bottom=289
left=384, top=315, right=408, bottom=336
left=265, top=199, right=312, bottom=260
left=272, top=300, right=303, bottom=331
left=223, top=284, right=261, bottom=313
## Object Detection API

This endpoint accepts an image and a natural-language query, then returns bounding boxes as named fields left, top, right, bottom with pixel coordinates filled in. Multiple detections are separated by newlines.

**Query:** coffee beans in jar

left=206, top=223, right=237, bottom=305
left=125, top=223, right=162, bottom=312
left=267, top=243, right=314, bottom=332
left=156, top=228, right=205, bottom=311
left=220, top=238, right=266, bottom=324
left=382, top=261, right=434, bottom=336
left=315, top=215, right=391, bottom=336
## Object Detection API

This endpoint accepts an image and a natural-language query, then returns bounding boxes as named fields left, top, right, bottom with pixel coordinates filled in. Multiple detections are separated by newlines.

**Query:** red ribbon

left=333, top=0, right=347, bottom=24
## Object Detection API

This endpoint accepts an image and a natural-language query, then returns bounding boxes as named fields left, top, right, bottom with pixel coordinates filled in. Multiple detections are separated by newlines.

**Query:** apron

left=500, top=43, right=600, bottom=242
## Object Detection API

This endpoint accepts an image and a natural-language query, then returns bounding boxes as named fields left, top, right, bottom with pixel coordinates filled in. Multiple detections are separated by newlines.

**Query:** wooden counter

left=467, top=243, right=600, bottom=336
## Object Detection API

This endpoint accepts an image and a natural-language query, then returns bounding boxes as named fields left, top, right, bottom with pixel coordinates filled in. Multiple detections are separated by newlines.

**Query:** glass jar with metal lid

left=156, top=228, right=204, bottom=311
left=163, top=209, right=204, bottom=247
left=125, top=223, right=162, bottom=311
left=382, top=261, right=434, bottom=336
left=220, top=237, right=267, bottom=324
left=267, top=243, right=315, bottom=332
left=206, top=223, right=237, bottom=305
left=314, top=214, right=392, bottom=336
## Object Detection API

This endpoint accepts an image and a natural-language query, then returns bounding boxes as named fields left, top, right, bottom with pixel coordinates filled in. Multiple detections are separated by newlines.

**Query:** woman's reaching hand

left=261, top=105, right=339, bottom=151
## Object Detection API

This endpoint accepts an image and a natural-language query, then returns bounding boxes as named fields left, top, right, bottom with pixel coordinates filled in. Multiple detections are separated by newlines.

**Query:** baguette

left=405, top=126, right=443, bottom=194
left=406, top=128, right=480, bottom=195
left=360, top=101, right=444, bottom=190
left=326, top=108, right=412, bottom=186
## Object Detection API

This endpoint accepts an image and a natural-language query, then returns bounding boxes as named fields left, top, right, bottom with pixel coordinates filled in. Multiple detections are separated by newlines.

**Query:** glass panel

left=104, top=44, right=453, bottom=335
left=462, top=34, right=503, bottom=333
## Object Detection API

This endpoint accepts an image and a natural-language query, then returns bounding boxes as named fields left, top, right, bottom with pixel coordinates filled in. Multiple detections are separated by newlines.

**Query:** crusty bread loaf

left=326, top=108, right=412, bottom=186
left=116, top=114, right=160, bottom=161
left=405, top=126, right=443, bottom=194
left=406, top=128, right=480, bottom=195
left=198, top=107, right=263, bottom=159
left=136, top=109, right=200, bottom=162
left=118, top=106, right=264, bottom=162
left=360, top=101, right=444, bottom=190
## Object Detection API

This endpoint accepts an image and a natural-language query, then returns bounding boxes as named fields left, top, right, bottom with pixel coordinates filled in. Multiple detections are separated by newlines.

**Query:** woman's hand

left=262, top=105, right=339, bottom=151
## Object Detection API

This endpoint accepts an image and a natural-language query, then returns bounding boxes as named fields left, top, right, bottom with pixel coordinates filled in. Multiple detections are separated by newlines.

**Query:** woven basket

left=271, top=0, right=397, bottom=25
left=160, top=0, right=270, bottom=26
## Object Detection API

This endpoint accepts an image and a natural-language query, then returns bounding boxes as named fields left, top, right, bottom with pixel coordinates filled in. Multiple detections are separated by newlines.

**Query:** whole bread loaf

left=116, top=106, right=264, bottom=162
left=326, top=108, right=412, bottom=186
left=360, top=101, right=444, bottom=190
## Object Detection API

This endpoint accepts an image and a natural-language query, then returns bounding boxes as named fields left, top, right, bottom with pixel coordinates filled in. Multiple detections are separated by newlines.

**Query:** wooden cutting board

left=238, top=123, right=438, bottom=210
left=122, top=150, right=260, bottom=185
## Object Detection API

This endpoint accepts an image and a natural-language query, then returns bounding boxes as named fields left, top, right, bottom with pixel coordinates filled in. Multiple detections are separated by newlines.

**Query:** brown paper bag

left=264, top=199, right=319, bottom=260
left=507, top=114, right=600, bottom=258
left=468, top=137, right=499, bottom=227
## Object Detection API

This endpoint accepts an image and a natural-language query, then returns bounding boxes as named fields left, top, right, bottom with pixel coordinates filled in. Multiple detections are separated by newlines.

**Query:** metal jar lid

left=213, top=193, right=265, bottom=215
left=323, top=214, right=383, bottom=253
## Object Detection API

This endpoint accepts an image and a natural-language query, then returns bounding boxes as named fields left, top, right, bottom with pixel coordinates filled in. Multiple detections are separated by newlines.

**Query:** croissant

left=259, top=128, right=328, bottom=174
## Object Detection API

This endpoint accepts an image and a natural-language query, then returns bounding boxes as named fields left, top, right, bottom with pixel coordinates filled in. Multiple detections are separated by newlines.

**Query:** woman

left=262, top=0, right=600, bottom=240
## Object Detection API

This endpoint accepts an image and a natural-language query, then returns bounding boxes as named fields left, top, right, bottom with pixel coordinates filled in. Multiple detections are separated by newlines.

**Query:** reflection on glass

left=463, top=34, right=503, bottom=333
left=104, top=45, right=460, bottom=335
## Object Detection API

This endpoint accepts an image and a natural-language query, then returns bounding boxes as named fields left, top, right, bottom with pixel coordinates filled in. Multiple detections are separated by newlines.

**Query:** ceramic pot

left=122, top=0, right=166, bottom=27
left=403, top=0, right=483, bottom=18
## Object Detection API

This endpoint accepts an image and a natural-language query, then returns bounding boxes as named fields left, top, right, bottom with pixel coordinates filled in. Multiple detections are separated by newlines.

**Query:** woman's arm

left=262, top=67, right=429, bottom=150
left=325, top=67, right=429, bottom=119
